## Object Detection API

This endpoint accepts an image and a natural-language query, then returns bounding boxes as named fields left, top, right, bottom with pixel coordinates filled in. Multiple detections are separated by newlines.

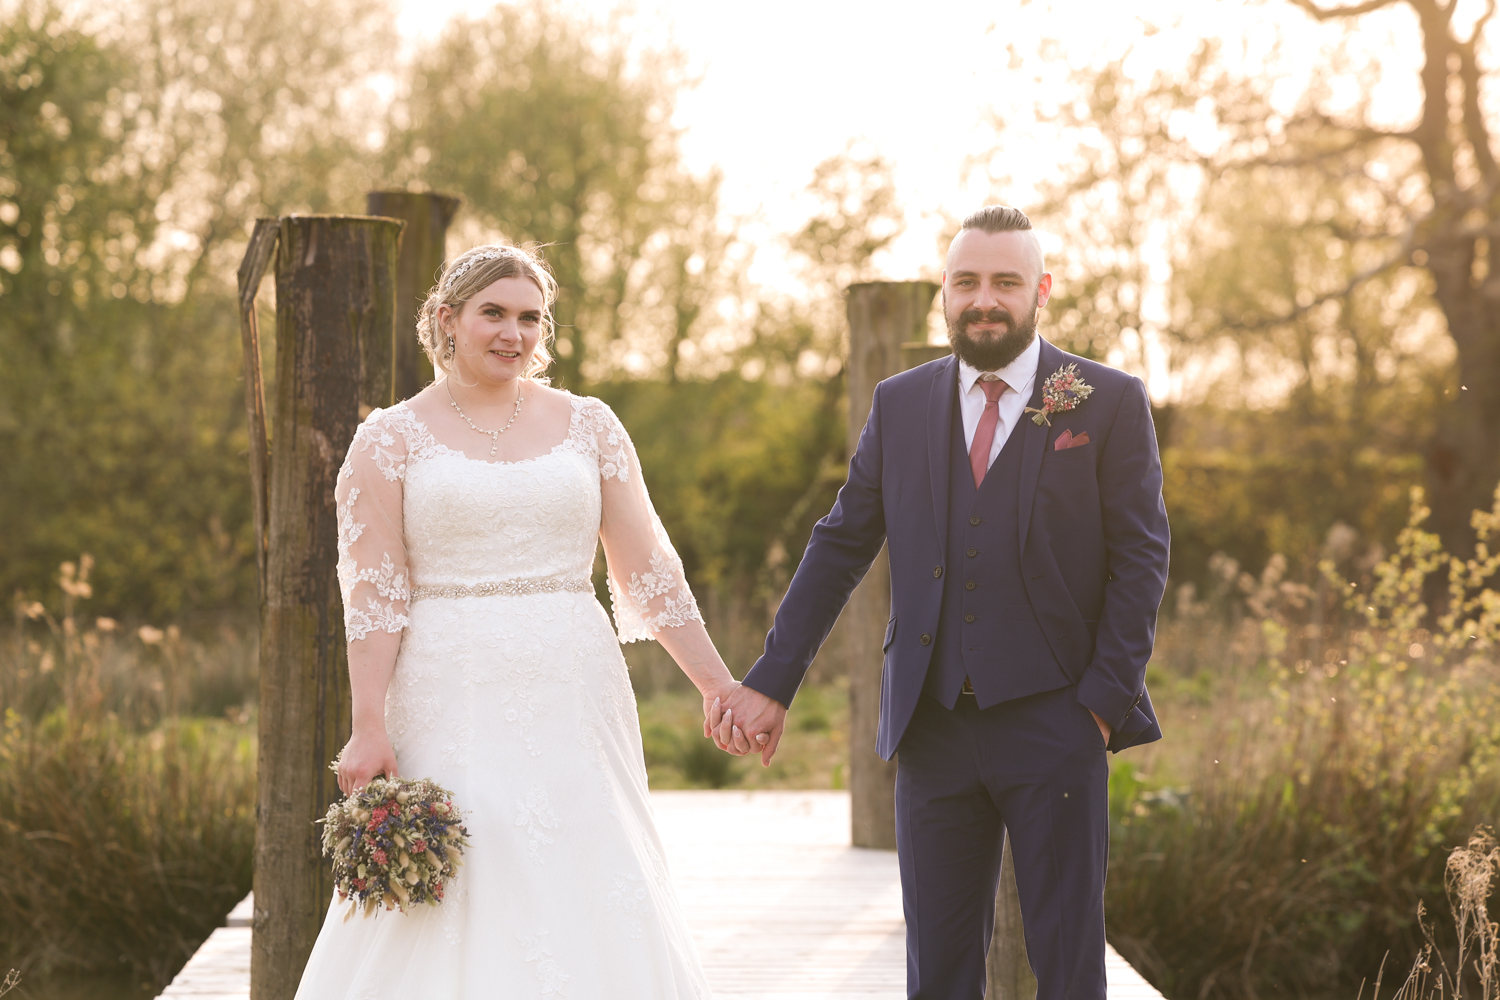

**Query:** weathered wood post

left=238, top=214, right=404, bottom=1000
left=844, top=281, right=939, bottom=851
left=366, top=190, right=461, bottom=401
left=844, top=283, right=1035, bottom=999
left=988, top=838, right=1038, bottom=1000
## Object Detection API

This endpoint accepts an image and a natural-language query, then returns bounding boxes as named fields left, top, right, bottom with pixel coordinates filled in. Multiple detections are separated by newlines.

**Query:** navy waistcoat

left=923, top=390, right=1070, bottom=708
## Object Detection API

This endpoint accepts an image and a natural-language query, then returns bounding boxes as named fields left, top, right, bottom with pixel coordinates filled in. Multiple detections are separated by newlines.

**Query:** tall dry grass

left=0, top=557, right=257, bottom=988
left=1107, top=488, right=1500, bottom=1000
left=1367, top=827, right=1500, bottom=1000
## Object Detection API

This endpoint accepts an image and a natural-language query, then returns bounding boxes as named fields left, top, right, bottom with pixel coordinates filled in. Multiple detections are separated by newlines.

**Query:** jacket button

left=967, top=547, right=978, bottom=557
left=964, top=613, right=976, bottom=623
left=933, top=566, right=943, bottom=578
left=920, top=633, right=932, bottom=646
left=969, top=515, right=981, bottom=526
left=965, top=581, right=976, bottom=591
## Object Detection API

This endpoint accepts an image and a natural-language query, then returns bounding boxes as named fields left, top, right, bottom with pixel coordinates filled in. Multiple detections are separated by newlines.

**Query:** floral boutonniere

left=1025, top=363, right=1095, bottom=427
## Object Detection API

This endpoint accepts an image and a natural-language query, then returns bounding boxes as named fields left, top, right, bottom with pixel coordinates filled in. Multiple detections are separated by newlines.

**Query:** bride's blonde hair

left=416, top=243, right=559, bottom=383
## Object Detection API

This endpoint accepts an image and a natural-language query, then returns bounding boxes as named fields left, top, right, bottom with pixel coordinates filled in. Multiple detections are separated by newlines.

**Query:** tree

left=0, top=0, right=395, bottom=618
left=388, top=1, right=719, bottom=389
left=1004, top=12, right=1486, bottom=580
left=1273, top=0, right=1500, bottom=557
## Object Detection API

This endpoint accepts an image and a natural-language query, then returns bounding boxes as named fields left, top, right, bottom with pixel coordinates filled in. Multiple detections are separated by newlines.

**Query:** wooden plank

left=157, top=791, right=1164, bottom=1000
left=651, top=791, right=904, bottom=997
left=159, top=928, right=250, bottom=998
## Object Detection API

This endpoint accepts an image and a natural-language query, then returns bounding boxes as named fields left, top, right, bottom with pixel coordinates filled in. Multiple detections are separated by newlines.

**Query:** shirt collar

left=957, top=335, right=1042, bottom=395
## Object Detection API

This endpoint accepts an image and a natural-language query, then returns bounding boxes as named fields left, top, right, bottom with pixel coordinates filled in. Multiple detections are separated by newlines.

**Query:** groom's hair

left=955, top=205, right=1046, bottom=278
left=960, top=205, right=1032, bottom=235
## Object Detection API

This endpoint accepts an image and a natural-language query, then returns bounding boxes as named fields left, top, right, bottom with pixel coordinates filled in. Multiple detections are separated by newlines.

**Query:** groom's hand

left=1089, top=709, right=1112, bottom=750
left=710, top=684, right=787, bottom=767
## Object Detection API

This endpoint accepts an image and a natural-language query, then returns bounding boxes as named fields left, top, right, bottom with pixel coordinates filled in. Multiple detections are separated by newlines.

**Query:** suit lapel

left=927, top=355, right=957, bottom=558
left=1017, top=339, right=1059, bottom=553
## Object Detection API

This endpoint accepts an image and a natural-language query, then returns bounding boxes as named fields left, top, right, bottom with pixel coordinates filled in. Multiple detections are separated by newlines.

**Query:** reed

left=0, top=558, right=256, bottom=988
left=1107, top=488, right=1500, bottom=1000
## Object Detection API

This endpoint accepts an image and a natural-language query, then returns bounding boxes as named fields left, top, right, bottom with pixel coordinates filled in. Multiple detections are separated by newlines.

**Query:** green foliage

left=0, top=0, right=756, bottom=620
left=1107, top=490, right=1500, bottom=1000
left=0, top=713, right=255, bottom=985
left=636, top=681, right=849, bottom=791
left=1160, top=429, right=1424, bottom=587
left=0, top=0, right=395, bottom=619
left=600, top=373, right=845, bottom=601
left=390, top=1, right=723, bottom=388
left=0, top=568, right=255, bottom=986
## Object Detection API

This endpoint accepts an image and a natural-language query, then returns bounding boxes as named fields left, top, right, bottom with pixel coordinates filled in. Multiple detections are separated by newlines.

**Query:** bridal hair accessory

left=445, top=248, right=511, bottom=286
left=1025, top=363, right=1095, bottom=427
left=319, top=774, right=471, bottom=919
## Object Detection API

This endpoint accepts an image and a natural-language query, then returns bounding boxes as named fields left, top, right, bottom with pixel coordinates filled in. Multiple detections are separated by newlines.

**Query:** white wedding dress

left=293, top=392, right=711, bottom=999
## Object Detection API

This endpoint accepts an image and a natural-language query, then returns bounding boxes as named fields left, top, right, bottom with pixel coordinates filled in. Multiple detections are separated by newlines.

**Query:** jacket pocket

left=883, top=615, right=897, bottom=651
left=1046, top=441, right=1096, bottom=462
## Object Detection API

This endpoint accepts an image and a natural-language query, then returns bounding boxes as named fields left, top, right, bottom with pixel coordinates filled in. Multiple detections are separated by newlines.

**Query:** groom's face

left=943, top=229, right=1052, bottom=371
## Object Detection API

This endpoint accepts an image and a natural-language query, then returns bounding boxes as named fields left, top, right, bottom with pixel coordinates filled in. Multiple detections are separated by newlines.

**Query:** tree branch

left=1217, top=220, right=1424, bottom=332
left=1458, top=34, right=1500, bottom=185
left=1287, top=0, right=1403, bottom=19
left=1463, top=0, right=1497, bottom=44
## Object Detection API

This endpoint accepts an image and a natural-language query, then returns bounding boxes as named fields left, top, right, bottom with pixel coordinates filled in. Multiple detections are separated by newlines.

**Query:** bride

left=294, top=243, right=757, bottom=998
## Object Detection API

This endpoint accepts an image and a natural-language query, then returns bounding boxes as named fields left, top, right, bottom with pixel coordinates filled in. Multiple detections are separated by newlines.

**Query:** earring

left=445, top=335, right=455, bottom=359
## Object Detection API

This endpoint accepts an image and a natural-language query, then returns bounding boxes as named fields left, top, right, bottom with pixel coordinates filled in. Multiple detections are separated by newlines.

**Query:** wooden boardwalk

left=157, top=790, right=1163, bottom=999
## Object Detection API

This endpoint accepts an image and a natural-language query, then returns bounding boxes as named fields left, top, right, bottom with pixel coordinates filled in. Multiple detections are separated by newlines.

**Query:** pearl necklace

left=446, top=380, right=523, bottom=458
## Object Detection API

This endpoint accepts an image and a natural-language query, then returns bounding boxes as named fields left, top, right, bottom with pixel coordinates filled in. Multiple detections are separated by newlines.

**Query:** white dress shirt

left=956, top=336, right=1041, bottom=473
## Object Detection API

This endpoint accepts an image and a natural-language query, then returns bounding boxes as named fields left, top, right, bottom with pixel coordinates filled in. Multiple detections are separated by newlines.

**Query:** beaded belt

left=409, top=575, right=593, bottom=601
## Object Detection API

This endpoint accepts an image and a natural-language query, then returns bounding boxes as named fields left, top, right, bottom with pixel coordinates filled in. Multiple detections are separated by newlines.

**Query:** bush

left=1107, top=488, right=1500, bottom=1000
left=0, top=560, right=256, bottom=988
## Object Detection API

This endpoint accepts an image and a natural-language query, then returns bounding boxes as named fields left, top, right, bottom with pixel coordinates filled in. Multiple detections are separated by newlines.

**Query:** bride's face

left=442, top=276, right=545, bottom=387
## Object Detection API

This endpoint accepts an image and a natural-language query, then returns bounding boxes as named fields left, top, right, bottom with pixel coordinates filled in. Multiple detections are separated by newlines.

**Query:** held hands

left=702, top=681, right=787, bottom=767
left=336, top=728, right=400, bottom=796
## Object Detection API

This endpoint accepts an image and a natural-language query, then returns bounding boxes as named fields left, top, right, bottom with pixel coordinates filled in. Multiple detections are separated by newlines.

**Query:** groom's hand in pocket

left=714, top=685, right=787, bottom=767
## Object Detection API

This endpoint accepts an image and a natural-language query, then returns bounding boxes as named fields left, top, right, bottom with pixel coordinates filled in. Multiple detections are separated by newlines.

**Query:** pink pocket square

left=1053, top=429, right=1091, bottom=451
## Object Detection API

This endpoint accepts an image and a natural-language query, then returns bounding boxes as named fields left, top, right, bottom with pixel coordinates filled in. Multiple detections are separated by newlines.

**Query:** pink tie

left=969, top=377, right=1010, bottom=488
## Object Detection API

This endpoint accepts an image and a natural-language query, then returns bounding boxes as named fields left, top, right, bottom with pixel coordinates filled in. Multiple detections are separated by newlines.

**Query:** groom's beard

left=947, top=298, right=1039, bottom=372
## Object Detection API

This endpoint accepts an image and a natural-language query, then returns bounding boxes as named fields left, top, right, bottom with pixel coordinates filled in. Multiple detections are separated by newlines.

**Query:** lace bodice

left=335, top=392, right=701, bottom=644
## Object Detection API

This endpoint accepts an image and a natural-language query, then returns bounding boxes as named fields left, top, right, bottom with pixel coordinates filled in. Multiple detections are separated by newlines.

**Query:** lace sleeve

left=336, top=409, right=411, bottom=642
left=581, top=398, right=703, bottom=643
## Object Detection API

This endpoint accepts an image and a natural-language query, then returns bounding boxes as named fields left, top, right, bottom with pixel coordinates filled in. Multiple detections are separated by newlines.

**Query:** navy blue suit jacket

left=743, top=339, right=1169, bottom=759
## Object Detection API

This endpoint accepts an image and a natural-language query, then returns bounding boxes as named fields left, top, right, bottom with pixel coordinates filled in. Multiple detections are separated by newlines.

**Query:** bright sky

left=395, top=0, right=1430, bottom=267
left=393, top=0, right=1444, bottom=388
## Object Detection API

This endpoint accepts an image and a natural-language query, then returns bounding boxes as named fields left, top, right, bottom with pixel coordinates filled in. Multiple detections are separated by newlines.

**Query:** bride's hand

left=702, top=681, right=736, bottom=741
left=336, top=729, right=399, bottom=796
left=702, top=683, right=760, bottom=756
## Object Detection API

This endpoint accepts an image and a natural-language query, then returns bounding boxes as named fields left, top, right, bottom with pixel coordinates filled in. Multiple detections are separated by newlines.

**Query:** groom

left=713, top=206, right=1169, bottom=999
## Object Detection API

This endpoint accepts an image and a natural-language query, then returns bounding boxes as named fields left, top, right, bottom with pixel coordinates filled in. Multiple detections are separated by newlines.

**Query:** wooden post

left=366, top=191, right=462, bottom=402
left=248, top=214, right=404, bottom=1000
left=844, top=281, right=939, bottom=850
left=988, top=837, right=1038, bottom=999
left=236, top=218, right=279, bottom=601
left=844, top=288, right=1035, bottom=996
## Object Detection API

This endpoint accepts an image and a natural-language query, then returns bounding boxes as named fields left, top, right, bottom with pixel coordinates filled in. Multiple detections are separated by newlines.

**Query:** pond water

left=6, top=974, right=156, bottom=1000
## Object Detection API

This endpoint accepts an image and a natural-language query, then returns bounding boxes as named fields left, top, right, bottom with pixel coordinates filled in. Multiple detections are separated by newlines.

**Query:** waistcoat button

left=969, top=515, right=981, bottom=526
left=920, top=633, right=932, bottom=646
left=965, top=581, right=976, bottom=591
left=967, top=548, right=978, bottom=557
left=964, top=613, right=976, bottom=623
left=933, top=566, right=943, bottom=578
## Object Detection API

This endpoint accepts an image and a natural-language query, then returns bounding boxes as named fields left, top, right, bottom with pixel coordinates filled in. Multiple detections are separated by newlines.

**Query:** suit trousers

left=895, top=686, right=1109, bottom=1000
